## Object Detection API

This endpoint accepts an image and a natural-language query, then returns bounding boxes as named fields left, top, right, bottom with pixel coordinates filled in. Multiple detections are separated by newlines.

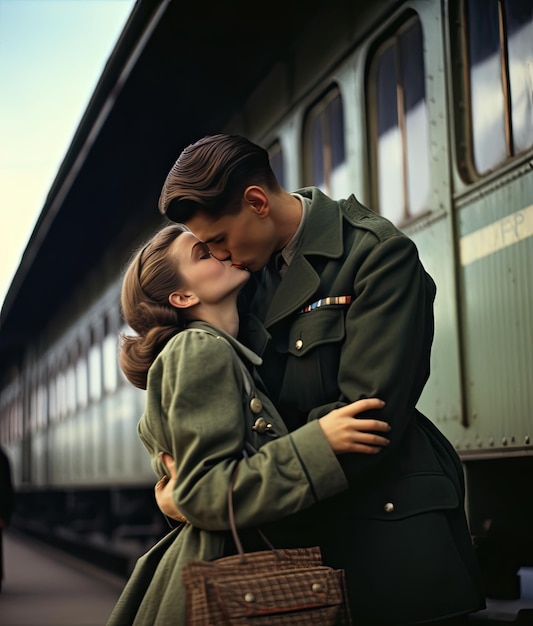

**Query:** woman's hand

left=318, top=398, right=391, bottom=454
left=154, top=452, right=188, bottom=522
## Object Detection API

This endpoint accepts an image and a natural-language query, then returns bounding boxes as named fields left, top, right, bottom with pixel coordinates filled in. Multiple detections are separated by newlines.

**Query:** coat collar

left=264, top=187, right=344, bottom=327
left=187, top=320, right=263, bottom=367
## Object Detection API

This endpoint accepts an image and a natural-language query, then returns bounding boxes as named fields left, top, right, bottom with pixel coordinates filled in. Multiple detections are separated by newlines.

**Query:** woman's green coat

left=106, top=321, right=348, bottom=626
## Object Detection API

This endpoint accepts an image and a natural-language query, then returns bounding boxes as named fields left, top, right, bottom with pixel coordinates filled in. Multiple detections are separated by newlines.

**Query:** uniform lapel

left=263, top=187, right=344, bottom=328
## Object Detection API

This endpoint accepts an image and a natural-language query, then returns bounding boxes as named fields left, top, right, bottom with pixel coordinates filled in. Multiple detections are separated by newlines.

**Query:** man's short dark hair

left=159, top=134, right=278, bottom=222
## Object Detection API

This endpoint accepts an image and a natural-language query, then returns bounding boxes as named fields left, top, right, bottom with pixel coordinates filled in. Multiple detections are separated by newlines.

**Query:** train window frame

left=268, top=139, right=285, bottom=189
left=302, top=85, right=347, bottom=197
left=366, top=13, right=431, bottom=226
left=450, top=0, right=533, bottom=180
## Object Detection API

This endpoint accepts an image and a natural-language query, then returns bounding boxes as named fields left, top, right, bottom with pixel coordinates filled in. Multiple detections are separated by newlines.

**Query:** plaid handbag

left=181, top=470, right=352, bottom=625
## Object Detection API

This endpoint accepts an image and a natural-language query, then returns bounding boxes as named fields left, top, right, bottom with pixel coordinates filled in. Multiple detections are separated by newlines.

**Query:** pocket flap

left=287, top=309, right=346, bottom=356
left=352, top=473, right=460, bottom=520
left=211, top=566, right=345, bottom=618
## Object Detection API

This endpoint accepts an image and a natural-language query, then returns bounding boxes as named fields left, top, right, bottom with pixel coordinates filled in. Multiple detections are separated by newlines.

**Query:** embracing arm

left=308, top=233, right=436, bottom=477
left=142, top=331, right=389, bottom=530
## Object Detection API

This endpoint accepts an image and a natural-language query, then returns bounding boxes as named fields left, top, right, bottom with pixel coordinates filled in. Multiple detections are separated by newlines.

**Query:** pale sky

left=0, top=0, right=135, bottom=308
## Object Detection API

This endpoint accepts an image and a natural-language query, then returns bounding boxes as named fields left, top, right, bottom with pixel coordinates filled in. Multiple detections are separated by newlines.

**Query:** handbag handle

left=227, top=456, right=275, bottom=558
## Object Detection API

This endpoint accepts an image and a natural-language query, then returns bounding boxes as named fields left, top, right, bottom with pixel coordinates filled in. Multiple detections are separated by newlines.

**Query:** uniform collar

left=293, top=187, right=344, bottom=258
left=263, top=187, right=344, bottom=327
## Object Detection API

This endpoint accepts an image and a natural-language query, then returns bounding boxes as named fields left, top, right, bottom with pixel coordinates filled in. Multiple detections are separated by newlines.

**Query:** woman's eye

left=198, top=243, right=212, bottom=259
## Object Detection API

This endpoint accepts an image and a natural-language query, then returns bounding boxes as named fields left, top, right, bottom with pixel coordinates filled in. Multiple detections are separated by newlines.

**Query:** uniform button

left=384, top=502, right=394, bottom=513
left=295, top=339, right=303, bottom=350
left=252, top=417, right=272, bottom=434
left=250, top=397, right=263, bottom=414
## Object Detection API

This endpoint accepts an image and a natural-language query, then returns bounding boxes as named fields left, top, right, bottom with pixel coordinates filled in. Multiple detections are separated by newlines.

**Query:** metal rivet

left=250, top=397, right=263, bottom=414
left=502, top=437, right=508, bottom=446
left=384, top=502, right=394, bottom=513
left=295, top=339, right=303, bottom=350
left=525, top=436, right=530, bottom=445
left=312, top=583, right=324, bottom=593
left=244, top=592, right=255, bottom=603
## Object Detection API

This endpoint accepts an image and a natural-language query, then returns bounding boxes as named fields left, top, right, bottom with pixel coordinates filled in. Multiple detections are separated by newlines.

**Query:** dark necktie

left=263, top=254, right=284, bottom=309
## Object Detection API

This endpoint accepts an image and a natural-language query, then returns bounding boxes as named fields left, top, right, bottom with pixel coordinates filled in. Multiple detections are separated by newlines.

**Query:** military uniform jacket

left=241, top=187, right=485, bottom=624
left=106, top=320, right=348, bottom=626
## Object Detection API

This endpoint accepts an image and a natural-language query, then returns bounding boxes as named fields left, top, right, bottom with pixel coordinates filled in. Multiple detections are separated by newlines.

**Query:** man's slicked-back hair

left=159, top=134, right=279, bottom=223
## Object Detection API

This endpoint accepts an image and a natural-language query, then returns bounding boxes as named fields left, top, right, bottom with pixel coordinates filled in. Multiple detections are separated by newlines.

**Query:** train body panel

left=455, top=166, right=533, bottom=454
left=0, top=0, right=532, bottom=611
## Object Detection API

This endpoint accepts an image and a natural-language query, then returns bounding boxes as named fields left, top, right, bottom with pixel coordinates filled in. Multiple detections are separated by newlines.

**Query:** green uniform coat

left=107, top=321, right=349, bottom=626
left=241, top=187, right=486, bottom=624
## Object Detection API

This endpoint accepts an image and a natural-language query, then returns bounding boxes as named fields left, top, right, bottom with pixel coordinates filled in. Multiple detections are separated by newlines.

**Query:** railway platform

left=1, top=529, right=532, bottom=625
left=0, top=530, right=126, bottom=626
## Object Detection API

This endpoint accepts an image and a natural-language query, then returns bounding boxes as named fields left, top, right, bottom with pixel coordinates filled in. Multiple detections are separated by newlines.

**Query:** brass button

left=250, top=397, right=263, bottom=414
left=252, top=417, right=272, bottom=434
left=295, top=339, right=303, bottom=350
left=312, top=583, right=324, bottom=593
left=244, top=592, right=255, bottom=602
left=384, top=502, right=394, bottom=513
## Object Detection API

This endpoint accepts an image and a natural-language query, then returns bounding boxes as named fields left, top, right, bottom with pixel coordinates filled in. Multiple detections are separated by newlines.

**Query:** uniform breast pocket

left=279, top=308, right=346, bottom=412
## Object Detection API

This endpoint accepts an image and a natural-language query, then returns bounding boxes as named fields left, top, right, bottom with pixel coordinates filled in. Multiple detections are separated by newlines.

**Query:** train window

left=35, top=382, right=47, bottom=430
left=49, top=374, right=58, bottom=422
left=367, top=16, right=430, bottom=223
left=303, top=87, right=348, bottom=197
left=66, top=363, right=76, bottom=415
left=76, top=356, right=88, bottom=408
left=57, top=370, right=67, bottom=420
left=268, top=140, right=285, bottom=188
left=465, top=0, right=533, bottom=173
left=103, top=333, right=118, bottom=393
left=88, top=343, right=102, bottom=402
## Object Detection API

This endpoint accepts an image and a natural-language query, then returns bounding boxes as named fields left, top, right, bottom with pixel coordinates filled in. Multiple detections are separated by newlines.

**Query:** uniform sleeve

left=308, top=233, right=436, bottom=477
left=141, top=331, right=348, bottom=531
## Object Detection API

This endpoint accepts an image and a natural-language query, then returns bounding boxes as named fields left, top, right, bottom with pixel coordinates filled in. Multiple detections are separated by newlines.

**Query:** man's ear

left=243, top=186, right=269, bottom=216
left=168, top=291, right=199, bottom=309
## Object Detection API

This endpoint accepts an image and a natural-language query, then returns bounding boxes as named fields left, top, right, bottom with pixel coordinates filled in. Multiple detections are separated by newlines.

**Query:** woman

left=107, top=223, right=390, bottom=626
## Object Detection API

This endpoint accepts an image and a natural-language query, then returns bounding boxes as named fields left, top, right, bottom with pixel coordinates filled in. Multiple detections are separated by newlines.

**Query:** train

left=1, top=0, right=532, bottom=618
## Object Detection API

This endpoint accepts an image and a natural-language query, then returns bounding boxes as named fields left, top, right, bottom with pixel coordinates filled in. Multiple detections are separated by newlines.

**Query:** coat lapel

left=264, top=187, right=344, bottom=327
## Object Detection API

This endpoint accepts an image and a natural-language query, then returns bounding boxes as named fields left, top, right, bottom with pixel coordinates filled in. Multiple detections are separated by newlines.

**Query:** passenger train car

left=0, top=0, right=531, bottom=615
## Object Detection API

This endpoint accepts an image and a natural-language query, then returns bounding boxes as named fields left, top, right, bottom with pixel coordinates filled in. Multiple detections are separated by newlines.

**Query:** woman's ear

left=169, top=291, right=199, bottom=309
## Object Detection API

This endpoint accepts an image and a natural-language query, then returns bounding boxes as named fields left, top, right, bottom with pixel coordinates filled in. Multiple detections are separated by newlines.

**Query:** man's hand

left=155, top=452, right=188, bottom=523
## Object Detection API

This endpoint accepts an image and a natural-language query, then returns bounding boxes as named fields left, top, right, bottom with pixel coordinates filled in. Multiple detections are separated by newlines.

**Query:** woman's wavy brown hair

left=119, top=224, right=188, bottom=390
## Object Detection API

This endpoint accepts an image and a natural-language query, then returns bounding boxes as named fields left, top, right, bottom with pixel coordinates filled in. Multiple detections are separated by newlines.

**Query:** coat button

left=384, top=502, right=394, bottom=513
left=295, top=339, right=303, bottom=350
left=250, top=397, right=263, bottom=414
left=252, top=417, right=272, bottom=434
